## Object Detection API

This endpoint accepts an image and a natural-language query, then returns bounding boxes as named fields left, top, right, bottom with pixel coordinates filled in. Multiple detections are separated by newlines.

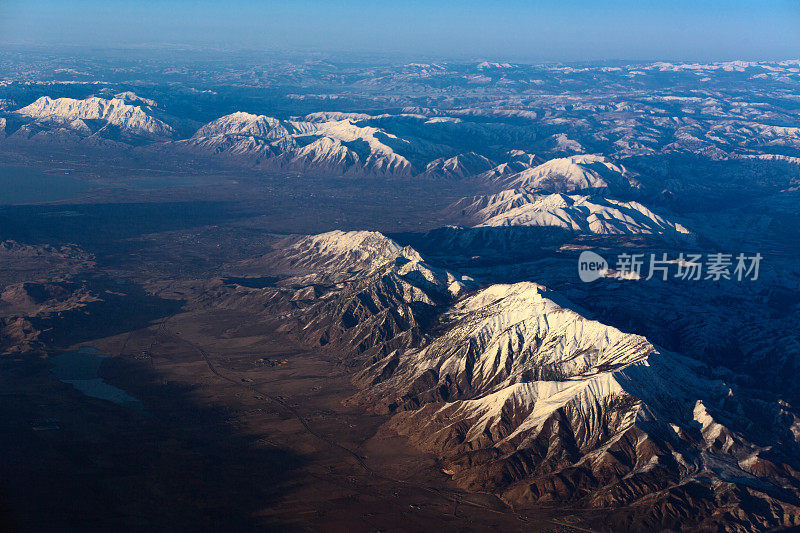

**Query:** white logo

left=578, top=251, right=608, bottom=282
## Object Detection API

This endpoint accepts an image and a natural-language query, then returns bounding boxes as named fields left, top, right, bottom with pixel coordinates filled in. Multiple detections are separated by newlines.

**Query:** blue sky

left=2, top=0, right=799, bottom=61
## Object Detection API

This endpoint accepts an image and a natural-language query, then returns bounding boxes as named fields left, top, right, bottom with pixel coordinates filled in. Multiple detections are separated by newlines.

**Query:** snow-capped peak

left=284, top=230, right=421, bottom=273
left=451, top=187, right=690, bottom=237
left=503, top=154, right=639, bottom=193
left=113, top=91, right=158, bottom=107
left=191, top=111, right=291, bottom=139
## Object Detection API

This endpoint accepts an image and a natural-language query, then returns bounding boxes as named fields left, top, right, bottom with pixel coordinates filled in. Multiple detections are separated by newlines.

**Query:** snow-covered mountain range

left=4, top=74, right=800, bottom=182
left=212, top=229, right=800, bottom=531
left=2, top=55, right=800, bottom=530
left=15, top=95, right=174, bottom=141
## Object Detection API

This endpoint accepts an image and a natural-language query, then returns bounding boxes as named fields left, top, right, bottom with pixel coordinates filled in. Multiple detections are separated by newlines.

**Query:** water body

left=0, top=165, right=229, bottom=205
left=50, top=346, right=144, bottom=412
left=0, top=166, right=92, bottom=204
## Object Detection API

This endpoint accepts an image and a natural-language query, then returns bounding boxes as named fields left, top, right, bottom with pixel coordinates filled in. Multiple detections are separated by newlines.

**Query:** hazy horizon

left=2, top=0, right=799, bottom=62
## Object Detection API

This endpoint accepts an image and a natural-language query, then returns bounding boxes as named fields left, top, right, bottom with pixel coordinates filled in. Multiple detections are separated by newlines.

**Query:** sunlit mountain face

left=1, top=48, right=800, bottom=532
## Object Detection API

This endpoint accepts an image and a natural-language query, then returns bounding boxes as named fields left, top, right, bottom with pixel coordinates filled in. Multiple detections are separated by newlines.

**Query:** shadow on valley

left=0, top=352, right=304, bottom=532
left=389, top=226, right=573, bottom=268
left=0, top=201, right=247, bottom=248
left=26, top=276, right=185, bottom=349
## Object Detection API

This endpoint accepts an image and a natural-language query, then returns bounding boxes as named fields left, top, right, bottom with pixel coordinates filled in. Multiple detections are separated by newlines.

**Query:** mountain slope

left=450, top=187, right=691, bottom=239
left=177, top=111, right=297, bottom=158
left=475, top=191, right=689, bottom=235
left=475, top=150, right=540, bottom=182
left=501, top=154, right=639, bottom=193
left=422, top=152, right=496, bottom=179
left=233, top=231, right=471, bottom=365
left=299, top=120, right=416, bottom=176
left=359, top=282, right=800, bottom=531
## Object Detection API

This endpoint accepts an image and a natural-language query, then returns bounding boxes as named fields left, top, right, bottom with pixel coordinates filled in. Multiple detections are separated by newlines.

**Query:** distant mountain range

left=3, top=83, right=799, bottom=180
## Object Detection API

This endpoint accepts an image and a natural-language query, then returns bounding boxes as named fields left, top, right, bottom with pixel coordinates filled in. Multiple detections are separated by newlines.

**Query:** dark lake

left=50, top=346, right=144, bottom=412
left=0, top=166, right=92, bottom=204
